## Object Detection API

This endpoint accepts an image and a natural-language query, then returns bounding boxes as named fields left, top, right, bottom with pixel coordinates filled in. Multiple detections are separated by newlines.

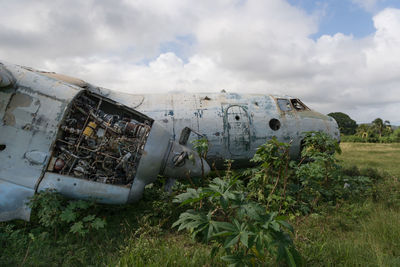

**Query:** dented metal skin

left=0, top=62, right=209, bottom=222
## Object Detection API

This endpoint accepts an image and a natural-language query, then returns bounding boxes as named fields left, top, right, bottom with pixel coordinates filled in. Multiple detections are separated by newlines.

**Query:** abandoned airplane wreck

left=0, top=61, right=339, bottom=222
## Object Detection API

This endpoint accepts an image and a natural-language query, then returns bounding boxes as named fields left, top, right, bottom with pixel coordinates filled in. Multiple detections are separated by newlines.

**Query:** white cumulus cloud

left=0, top=0, right=400, bottom=124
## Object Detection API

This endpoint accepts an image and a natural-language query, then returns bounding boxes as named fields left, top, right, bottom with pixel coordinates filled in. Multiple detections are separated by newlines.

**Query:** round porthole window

left=269, top=119, right=281, bottom=131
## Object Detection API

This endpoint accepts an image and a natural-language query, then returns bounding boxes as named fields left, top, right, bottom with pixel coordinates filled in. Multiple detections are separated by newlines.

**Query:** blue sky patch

left=159, top=34, right=196, bottom=63
left=288, top=0, right=400, bottom=39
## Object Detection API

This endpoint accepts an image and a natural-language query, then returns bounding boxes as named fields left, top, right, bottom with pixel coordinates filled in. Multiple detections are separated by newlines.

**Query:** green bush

left=243, top=132, right=379, bottom=216
left=340, top=135, right=366, bottom=143
left=341, top=128, right=400, bottom=143
left=173, top=172, right=302, bottom=266
left=391, top=128, right=400, bottom=142
left=245, top=137, right=295, bottom=214
left=29, top=189, right=106, bottom=237
left=172, top=132, right=377, bottom=266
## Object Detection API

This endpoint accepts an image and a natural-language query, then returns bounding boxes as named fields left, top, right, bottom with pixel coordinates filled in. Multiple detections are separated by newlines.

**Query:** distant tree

left=371, top=118, right=392, bottom=138
left=384, top=120, right=393, bottom=136
left=356, top=124, right=370, bottom=139
left=372, top=118, right=384, bottom=138
left=328, top=112, right=357, bottom=135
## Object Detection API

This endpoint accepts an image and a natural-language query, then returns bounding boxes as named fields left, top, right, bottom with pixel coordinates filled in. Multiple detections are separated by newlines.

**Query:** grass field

left=1, top=142, right=399, bottom=266
left=295, top=142, right=400, bottom=266
left=338, top=142, right=400, bottom=177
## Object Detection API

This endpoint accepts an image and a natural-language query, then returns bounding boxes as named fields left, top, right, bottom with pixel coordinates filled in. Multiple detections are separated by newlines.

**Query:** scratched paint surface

left=98, top=91, right=339, bottom=167
left=225, top=105, right=251, bottom=156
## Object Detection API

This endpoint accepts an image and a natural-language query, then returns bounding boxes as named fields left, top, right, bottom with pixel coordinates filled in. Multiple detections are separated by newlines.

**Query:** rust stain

left=3, top=93, right=33, bottom=126
left=38, top=72, right=88, bottom=88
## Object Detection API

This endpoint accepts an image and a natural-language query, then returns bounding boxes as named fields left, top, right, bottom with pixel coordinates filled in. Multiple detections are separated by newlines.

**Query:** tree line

left=328, top=112, right=400, bottom=143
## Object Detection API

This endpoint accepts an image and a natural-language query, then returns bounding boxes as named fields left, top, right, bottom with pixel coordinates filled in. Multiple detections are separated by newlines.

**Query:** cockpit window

left=277, top=99, right=292, bottom=112
left=290, top=99, right=309, bottom=111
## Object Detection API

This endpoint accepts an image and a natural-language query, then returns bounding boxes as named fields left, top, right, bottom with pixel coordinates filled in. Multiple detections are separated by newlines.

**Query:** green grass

left=295, top=202, right=400, bottom=266
left=294, top=142, right=400, bottom=266
left=0, top=223, right=216, bottom=267
left=0, top=189, right=217, bottom=267
left=337, top=142, right=400, bottom=177
left=117, top=234, right=222, bottom=267
left=1, top=142, right=400, bottom=266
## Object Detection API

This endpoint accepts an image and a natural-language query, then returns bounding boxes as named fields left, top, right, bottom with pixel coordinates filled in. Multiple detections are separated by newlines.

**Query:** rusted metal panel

left=32, top=71, right=88, bottom=89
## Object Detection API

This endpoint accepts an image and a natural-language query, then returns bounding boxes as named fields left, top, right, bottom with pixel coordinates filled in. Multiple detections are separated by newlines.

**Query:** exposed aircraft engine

left=0, top=62, right=210, bottom=222
left=49, top=92, right=152, bottom=186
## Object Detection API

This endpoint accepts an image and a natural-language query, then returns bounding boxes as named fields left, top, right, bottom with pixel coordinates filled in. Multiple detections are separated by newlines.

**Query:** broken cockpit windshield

left=277, top=98, right=310, bottom=112
left=290, top=99, right=309, bottom=111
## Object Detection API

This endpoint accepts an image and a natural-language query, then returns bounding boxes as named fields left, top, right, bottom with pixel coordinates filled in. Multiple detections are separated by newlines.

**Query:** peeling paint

left=3, top=93, right=33, bottom=126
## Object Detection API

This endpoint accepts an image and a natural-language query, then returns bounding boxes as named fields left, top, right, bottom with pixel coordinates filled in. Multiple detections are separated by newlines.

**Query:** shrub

left=340, top=135, right=365, bottom=143
left=173, top=172, right=302, bottom=266
left=245, top=137, right=296, bottom=214
left=29, top=189, right=106, bottom=237
left=243, top=132, right=379, bottom=216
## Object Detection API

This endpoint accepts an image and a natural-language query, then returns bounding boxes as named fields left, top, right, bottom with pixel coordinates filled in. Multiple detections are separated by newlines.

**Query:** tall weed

left=173, top=168, right=302, bottom=266
left=244, top=132, right=379, bottom=216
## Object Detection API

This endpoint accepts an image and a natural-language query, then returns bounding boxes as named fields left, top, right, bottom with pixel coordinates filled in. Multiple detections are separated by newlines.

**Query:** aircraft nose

left=162, top=141, right=210, bottom=180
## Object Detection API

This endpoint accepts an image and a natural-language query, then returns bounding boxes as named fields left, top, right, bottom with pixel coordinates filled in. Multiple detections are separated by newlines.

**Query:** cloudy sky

left=1, top=0, right=400, bottom=124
